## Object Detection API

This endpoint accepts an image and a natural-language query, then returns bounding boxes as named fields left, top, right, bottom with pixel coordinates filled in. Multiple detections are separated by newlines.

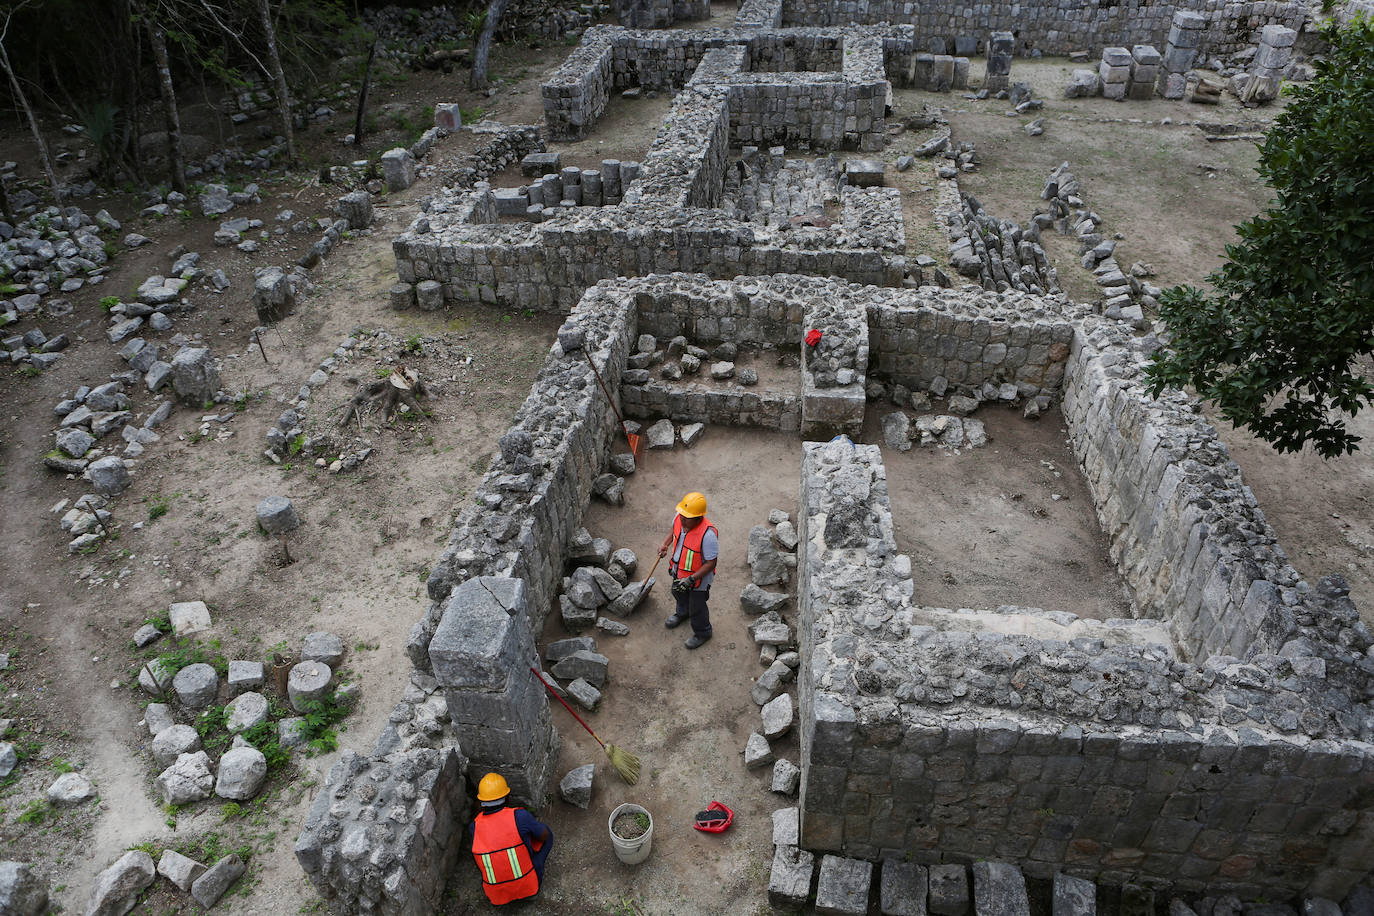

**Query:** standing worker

left=658, top=491, right=719, bottom=649
left=468, top=772, right=554, bottom=905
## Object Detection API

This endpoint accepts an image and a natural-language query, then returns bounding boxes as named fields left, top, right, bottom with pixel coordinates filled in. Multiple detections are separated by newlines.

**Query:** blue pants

left=674, top=588, right=712, bottom=637
left=527, top=828, right=553, bottom=884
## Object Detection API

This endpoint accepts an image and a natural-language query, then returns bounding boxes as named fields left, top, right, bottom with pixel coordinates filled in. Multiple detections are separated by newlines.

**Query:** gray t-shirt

left=673, top=525, right=719, bottom=590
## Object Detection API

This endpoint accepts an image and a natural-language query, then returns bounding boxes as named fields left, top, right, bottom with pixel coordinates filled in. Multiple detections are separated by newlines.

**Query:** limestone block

left=882, top=860, right=929, bottom=916
left=971, top=861, right=1030, bottom=916
left=381, top=148, right=417, bottom=192
left=816, top=855, right=872, bottom=915
left=769, top=845, right=814, bottom=911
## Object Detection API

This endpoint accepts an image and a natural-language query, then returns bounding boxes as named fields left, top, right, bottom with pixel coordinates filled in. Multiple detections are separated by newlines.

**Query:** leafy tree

left=1145, top=16, right=1374, bottom=458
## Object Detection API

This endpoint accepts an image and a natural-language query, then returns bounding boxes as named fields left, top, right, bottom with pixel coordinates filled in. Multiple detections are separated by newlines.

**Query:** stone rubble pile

left=0, top=204, right=121, bottom=314
left=493, top=158, right=641, bottom=220
left=946, top=191, right=1058, bottom=295
left=557, top=529, right=643, bottom=628
left=1038, top=162, right=1154, bottom=328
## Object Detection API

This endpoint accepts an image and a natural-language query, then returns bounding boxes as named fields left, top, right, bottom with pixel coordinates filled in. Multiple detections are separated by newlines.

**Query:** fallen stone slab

left=559, top=763, right=594, bottom=809
left=227, top=660, right=264, bottom=694
left=972, top=862, right=1029, bottom=916
left=546, top=636, right=596, bottom=662
left=595, top=617, right=630, bottom=636
left=551, top=650, right=609, bottom=688
left=168, top=600, right=211, bottom=637
left=191, top=854, right=246, bottom=908
left=816, top=855, right=872, bottom=915
left=771, top=758, right=801, bottom=795
left=741, top=584, right=788, bottom=616
left=646, top=418, right=675, bottom=449
left=749, top=611, right=792, bottom=647
left=752, top=659, right=793, bottom=705
left=157, top=849, right=207, bottom=893
left=302, top=631, right=344, bottom=668
left=225, top=691, right=269, bottom=733
left=87, top=851, right=155, bottom=916
left=745, top=732, right=774, bottom=768
left=772, top=806, right=799, bottom=846
left=773, top=520, right=799, bottom=552
left=882, top=859, right=929, bottom=915
left=769, top=846, right=815, bottom=912
left=566, top=677, right=602, bottom=711
left=761, top=692, right=795, bottom=738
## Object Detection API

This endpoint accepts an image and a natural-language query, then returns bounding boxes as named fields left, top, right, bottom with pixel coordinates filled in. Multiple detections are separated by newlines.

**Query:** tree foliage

left=1145, top=16, right=1374, bottom=458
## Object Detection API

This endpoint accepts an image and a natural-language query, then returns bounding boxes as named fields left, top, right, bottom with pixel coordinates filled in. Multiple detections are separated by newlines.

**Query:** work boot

left=685, top=632, right=712, bottom=649
left=665, top=614, right=688, bottom=629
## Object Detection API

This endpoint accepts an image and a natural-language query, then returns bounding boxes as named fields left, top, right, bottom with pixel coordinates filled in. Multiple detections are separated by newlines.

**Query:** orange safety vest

left=471, top=807, right=540, bottom=905
left=671, top=515, right=717, bottom=579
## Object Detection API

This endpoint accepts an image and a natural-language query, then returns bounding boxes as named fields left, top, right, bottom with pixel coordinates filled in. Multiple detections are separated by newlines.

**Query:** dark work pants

left=674, top=587, right=712, bottom=637
left=527, top=828, right=553, bottom=884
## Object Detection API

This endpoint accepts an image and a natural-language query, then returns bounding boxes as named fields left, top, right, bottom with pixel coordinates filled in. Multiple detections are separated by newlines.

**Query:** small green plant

left=100, top=295, right=119, bottom=312
left=147, top=495, right=172, bottom=521
left=143, top=606, right=172, bottom=634
left=221, top=801, right=244, bottom=820
left=51, top=758, right=77, bottom=774
left=289, top=433, right=306, bottom=457
left=404, top=334, right=423, bottom=354
left=14, top=366, right=42, bottom=379
left=18, top=800, right=52, bottom=825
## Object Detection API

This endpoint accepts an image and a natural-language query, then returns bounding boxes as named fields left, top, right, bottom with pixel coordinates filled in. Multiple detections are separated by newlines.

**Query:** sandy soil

left=860, top=404, right=1131, bottom=619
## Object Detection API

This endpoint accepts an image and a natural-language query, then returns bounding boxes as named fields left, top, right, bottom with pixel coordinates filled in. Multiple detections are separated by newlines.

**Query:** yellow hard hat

left=676, top=492, right=707, bottom=518
left=477, top=772, right=510, bottom=802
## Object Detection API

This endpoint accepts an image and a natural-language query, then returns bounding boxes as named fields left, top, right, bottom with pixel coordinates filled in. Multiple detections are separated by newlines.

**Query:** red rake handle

left=532, top=666, right=607, bottom=751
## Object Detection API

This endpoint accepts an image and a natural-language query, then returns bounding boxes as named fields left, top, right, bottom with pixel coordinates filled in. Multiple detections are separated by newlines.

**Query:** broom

left=583, top=350, right=643, bottom=462
left=531, top=666, right=641, bottom=785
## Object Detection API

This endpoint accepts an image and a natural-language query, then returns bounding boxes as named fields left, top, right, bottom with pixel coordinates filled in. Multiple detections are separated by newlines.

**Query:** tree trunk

left=145, top=15, right=187, bottom=194
left=256, top=0, right=297, bottom=166
left=353, top=39, right=377, bottom=142
left=469, top=0, right=511, bottom=91
left=0, top=174, right=13, bottom=223
left=0, top=24, right=60, bottom=201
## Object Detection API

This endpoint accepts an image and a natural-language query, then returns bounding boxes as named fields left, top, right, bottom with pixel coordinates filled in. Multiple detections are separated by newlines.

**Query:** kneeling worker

left=469, top=772, right=554, bottom=905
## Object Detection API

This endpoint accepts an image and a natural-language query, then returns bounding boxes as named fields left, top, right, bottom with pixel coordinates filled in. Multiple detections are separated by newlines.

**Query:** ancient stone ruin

left=297, top=0, right=1374, bottom=911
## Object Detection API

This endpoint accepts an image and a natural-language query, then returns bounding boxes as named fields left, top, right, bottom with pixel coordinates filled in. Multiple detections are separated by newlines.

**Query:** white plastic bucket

left=608, top=803, right=653, bottom=864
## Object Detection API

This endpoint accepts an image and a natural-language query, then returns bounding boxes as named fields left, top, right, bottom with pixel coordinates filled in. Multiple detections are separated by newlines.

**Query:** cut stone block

left=930, top=864, right=970, bottom=916
left=772, top=806, right=799, bottom=846
left=380, top=148, right=417, bottom=192
left=845, top=160, right=885, bottom=188
left=761, top=692, right=794, bottom=738
left=741, top=584, right=788, bottom=615
left=971, top=862, right=1029, bottom=916
left=816, top=855, right=872, bottom=916
left=157, top=850, right=207, bottom=893
left=881, top=859, right=929, bottom=916
left=559, top=763, right=594, bottom=809
left=769, top=846, right=814, bottom=910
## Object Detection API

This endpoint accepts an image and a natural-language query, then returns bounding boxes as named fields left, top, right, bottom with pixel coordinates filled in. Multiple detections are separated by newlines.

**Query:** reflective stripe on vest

left=472, top=807, right=540, bottom=905
left=671, top=515, right=716, bottom=578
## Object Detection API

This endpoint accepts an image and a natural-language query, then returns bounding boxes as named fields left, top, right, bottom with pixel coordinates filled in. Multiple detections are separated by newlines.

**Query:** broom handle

left=638, top=552, right=663, bottom=589
left=582, top=350, right=633, bottom=435
left=531, top=666, right=607, bottom=751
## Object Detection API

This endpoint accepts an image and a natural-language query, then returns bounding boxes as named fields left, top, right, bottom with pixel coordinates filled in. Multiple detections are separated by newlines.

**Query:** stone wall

left=612, top=0, right=709, bottom=29
left=1060, top=320, right=1374, bottom=670
left=541, top=25, right=915, bottom=143
left=393, top=181, right=906, bottom=314
left=777, top=0, right=1308, bottom=57
left=623, top=379, right=804, bottom=429
left=295, top=747, right=469, bottom=914
left=795, top=437, right=1374, bottom=898
left=866, top=286, right=1082, bottom=399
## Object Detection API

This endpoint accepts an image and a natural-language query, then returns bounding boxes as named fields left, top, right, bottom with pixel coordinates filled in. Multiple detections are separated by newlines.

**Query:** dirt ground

left=860, top=405, right=1131, bottom=619
left=3, top=13, right=1373, bottom=915
left=442, top=429, right=799, bottom=915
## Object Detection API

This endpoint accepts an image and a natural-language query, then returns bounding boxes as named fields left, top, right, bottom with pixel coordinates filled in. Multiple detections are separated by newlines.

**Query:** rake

left=583, top=350, right=643, bottom=462
left=531, top=666, right=641, bottom=785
